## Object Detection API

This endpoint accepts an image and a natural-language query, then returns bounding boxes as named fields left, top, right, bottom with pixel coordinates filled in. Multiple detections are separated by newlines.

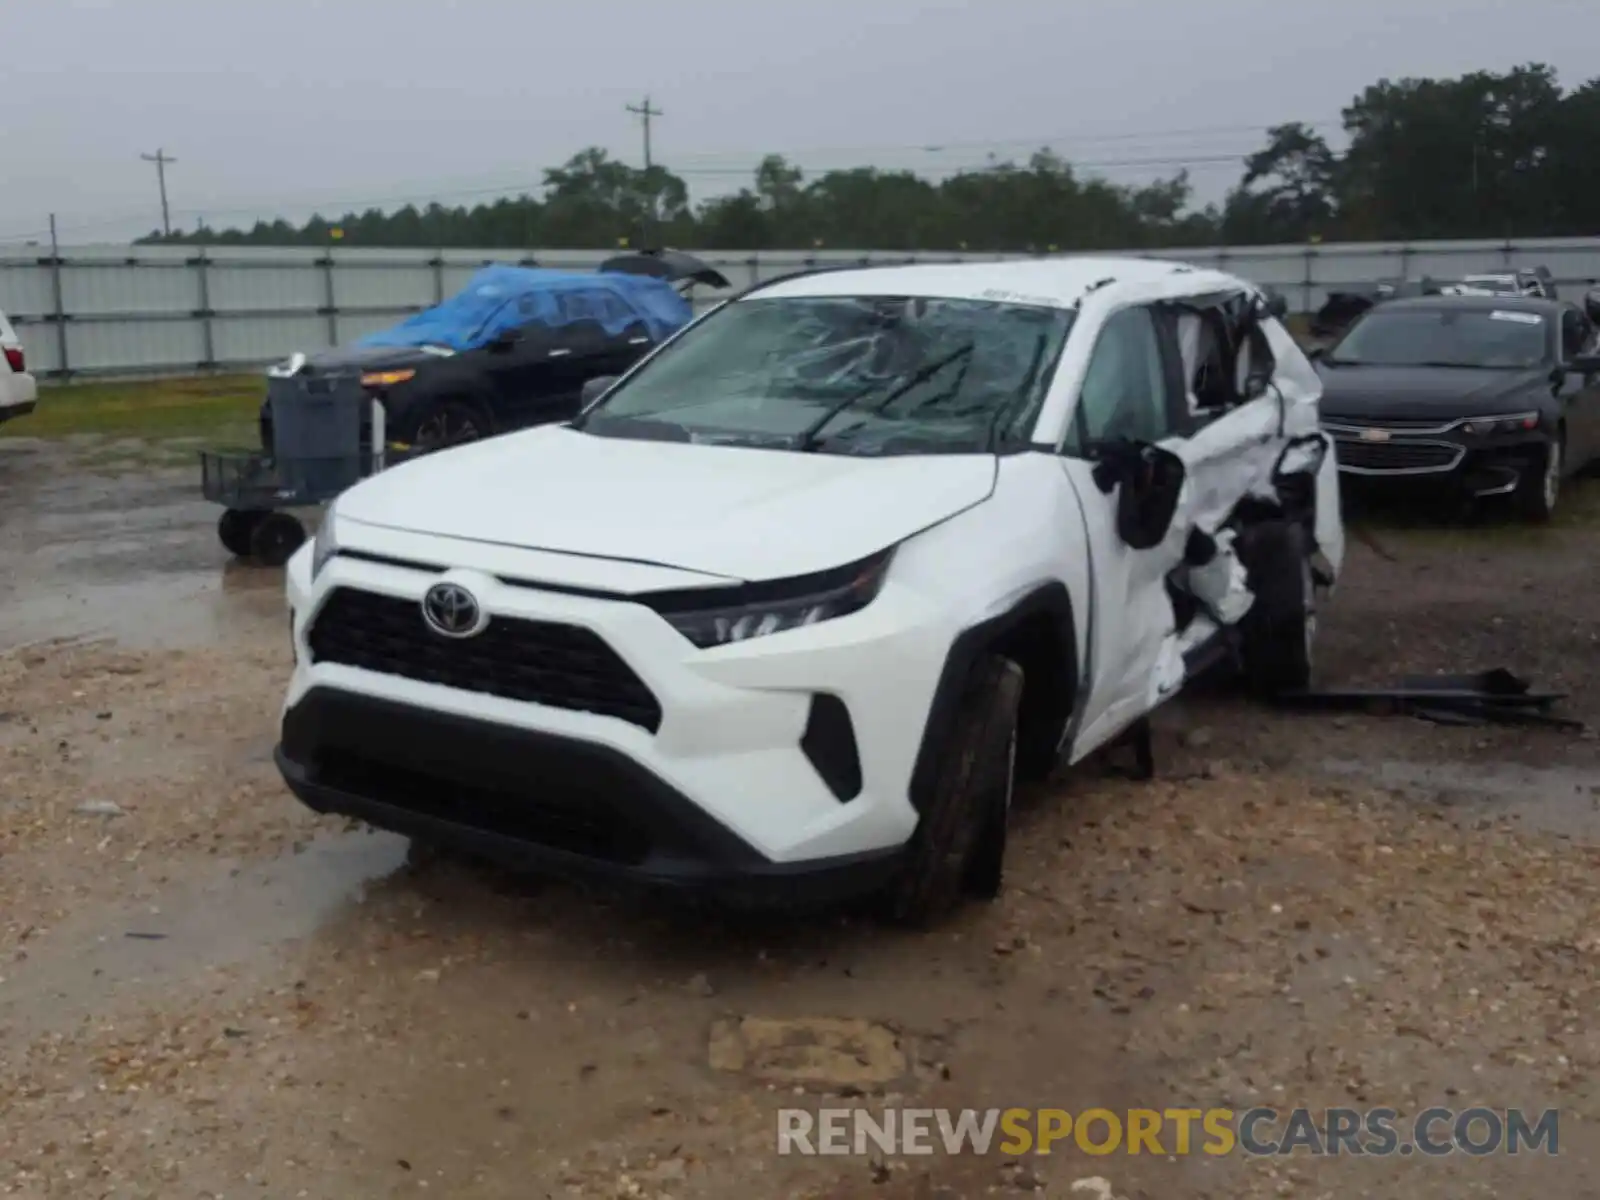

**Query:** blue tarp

left=356, top=264, right=693, bottom=352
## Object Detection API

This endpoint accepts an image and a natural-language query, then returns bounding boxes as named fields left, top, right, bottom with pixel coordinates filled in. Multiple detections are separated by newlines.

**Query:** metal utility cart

left=199, top=370, right=387, bottom=568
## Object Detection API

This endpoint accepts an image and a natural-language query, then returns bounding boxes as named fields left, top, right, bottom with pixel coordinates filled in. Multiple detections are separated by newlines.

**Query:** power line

left=5, top=119, right=1349, bottom=242
left=0, top=153, right=1255, bottom=243
left=139, top=148, right=176, bottom=237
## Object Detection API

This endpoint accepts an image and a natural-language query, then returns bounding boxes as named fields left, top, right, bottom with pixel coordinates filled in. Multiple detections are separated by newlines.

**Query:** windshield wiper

left=795, top=344, right=974, bottom=451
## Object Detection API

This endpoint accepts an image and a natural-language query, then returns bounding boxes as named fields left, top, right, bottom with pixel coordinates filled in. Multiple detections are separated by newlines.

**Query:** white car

left=1451, top=268, right=1556, bottom=299
left=0, top=309, right=38, bottom=425
left=274, top=257, right=1345, bottom=923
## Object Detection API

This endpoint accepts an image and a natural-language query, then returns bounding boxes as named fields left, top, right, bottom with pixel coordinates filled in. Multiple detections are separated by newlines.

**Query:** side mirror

left=581, top=375, right=619, bottom=406
left=1090, top=440, right=1187, bottom=551
left=1306, top=345, right=1326, bottom=362
left=487, top=329, right=519, bottom=352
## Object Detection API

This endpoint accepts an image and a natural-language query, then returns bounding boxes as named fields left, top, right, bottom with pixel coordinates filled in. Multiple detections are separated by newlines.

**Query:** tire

left=1236, top=519, right=1316, bottom=697
left=217, top=509, right=264, bottom=558
left=410, top=399, right=490, bottom=452
left=1514, top=432, right=1562, bottom=523
left=250, top=511, right=307, bottom=567
left=886, top=655, right=1023, bottom=927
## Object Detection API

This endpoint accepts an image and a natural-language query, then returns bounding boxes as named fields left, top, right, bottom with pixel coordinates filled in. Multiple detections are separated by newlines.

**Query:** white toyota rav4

left=276, top=257, right=1344, bottom=923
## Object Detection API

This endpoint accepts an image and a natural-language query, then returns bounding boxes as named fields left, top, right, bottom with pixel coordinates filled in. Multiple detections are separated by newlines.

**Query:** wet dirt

left=3, top=436, right=1599, bottom=1199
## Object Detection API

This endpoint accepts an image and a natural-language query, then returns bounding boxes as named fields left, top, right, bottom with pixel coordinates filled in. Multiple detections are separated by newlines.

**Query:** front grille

left=1343, top=416, right=1451, bottom=432
left=1333, top=438, right=1462, bottom=473
left=1324, top=416, right=1465, bottom=435
left=307, top=588, right=663, bottom=732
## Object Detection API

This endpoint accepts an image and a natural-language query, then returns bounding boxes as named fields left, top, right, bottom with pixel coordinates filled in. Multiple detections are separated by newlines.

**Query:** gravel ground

left=3, top=436, right=1599, bottom=1199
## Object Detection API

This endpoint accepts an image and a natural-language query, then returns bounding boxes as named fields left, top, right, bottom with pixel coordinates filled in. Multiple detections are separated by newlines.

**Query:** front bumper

left=1325, top=422, right=1548, bottom=498
left=276, top=689, right=901, bottom=903
left=279, top=537, right=954, bottom=893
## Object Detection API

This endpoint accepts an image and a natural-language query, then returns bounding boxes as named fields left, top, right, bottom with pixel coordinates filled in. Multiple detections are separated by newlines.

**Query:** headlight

left=360, top=368, right=415, bottom=387
left=647, top=548, right=895, bottom=649
left=311, top=503, right=341, bottom=579
left=1459, top=412, right=1539, bottom=436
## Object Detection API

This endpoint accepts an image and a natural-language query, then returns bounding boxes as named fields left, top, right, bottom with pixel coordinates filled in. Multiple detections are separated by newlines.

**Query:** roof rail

left=731, top=262, right=877, bottom=301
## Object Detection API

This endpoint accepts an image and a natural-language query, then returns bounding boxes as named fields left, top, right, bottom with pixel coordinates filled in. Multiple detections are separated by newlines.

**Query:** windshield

left=577, top=295, right=1074, bottom=455
left=1327, top=307, right=1548, bottom=369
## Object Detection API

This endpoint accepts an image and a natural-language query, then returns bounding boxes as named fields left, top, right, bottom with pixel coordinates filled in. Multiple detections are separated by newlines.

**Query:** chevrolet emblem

left=1358, top=428, right=1391, bottom=442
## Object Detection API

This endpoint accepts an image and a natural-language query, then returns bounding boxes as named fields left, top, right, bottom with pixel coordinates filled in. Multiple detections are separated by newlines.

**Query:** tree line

left=144, top=64, right=1599, bottom=252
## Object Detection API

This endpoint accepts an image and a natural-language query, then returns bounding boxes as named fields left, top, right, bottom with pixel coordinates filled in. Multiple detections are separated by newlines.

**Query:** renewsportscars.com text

left=776, top=1107, right=1560, bottom=1157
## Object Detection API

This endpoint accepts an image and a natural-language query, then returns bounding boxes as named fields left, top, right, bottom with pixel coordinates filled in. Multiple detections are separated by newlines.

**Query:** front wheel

left=410, top=399, right=490, bottom=452
left=1514, top=433, right=1562, bottom=523
left=886, top=655, right=1023, bottom=927
left=1237, top=520, right=1316, bottom=697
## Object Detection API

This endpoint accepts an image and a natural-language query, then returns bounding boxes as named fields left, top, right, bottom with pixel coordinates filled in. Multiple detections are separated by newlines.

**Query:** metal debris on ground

left=1276, top=668, right=1585, bottom=730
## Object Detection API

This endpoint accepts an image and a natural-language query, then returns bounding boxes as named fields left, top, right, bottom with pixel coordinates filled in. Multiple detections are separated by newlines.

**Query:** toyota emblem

left=421, top=582, right=485, bottom=638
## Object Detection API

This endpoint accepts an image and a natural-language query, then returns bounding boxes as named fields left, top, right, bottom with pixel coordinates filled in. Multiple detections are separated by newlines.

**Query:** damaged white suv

left=275, top=257, right=1344, bottom=924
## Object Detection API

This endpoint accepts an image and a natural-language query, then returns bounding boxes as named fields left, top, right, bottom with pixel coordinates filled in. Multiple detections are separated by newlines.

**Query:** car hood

left=335, top=425, right=999, bottom=581
left=275, top=344, right=447, bottom=374
left=1316, top=364, right=1549, bottom=420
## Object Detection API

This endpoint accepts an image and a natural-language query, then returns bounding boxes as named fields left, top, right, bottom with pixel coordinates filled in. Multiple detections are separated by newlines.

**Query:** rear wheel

left=1237, top=520, right=1316, bottom=697
left=217, top=509, right=264, bottom=558
left=886, top=655, right=1023, bottom=927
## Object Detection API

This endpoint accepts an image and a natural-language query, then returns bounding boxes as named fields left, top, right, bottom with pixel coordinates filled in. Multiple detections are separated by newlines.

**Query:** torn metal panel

left=1183, top=527, right=1255, bottom=625
left=1166, top=290, right=1341, bottom=577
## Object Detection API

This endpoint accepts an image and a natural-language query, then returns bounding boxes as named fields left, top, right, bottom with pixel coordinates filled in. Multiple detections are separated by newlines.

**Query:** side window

left=1063, top=306, right=1175, bottom=454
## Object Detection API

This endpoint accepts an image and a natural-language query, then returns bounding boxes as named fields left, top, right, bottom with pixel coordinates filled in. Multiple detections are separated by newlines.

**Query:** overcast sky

left=3, top=0, right=1595, bottom=244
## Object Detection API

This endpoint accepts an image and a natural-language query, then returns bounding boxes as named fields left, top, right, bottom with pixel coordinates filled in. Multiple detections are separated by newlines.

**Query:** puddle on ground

left=1320, top=757, right=1600, bottom=840
left=0, top=567, right=282, bottom=652
left=2, top=443, right=293, bottom=651
left=0, top=831, right=409, bottom=1037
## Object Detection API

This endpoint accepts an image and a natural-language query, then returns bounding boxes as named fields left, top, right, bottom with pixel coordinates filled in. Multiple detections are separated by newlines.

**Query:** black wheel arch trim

left=907, top=582, right=1078, bottom=814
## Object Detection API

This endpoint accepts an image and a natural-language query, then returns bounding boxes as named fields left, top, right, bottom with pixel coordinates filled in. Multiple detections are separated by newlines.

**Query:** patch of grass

left=1, top=374, right=264, bottom=442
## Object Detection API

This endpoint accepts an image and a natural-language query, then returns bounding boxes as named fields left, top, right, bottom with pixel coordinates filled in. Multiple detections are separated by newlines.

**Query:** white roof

left=751, top=256, right=1255, bottom=310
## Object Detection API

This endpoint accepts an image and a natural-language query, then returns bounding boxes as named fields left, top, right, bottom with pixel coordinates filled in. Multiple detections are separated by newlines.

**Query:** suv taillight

left=2, top=347, right=22, bottom=374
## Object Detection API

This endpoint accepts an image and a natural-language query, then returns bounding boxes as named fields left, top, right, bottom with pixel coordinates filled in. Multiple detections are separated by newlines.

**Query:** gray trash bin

left=269, top=374, right=368, bottom=500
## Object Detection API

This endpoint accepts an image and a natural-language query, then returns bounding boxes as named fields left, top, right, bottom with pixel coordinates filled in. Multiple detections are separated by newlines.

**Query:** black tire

left=1514, top=431, right=1562, bottom=522
left=887, top=655, right=1023, bottom=927
left=1236, top=519, right=1316, bottom=697
left=409, top=398, right=491, bottom=452
left=217, top=508, right=264, bottom=558
left=250, top=511, right=307, bottom=567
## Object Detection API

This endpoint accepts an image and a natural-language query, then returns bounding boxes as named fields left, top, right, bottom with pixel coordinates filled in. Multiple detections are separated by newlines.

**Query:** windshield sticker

left=1489, top=310, right=1542, bottom=324
left=977, top=288, right=1061, bottom=307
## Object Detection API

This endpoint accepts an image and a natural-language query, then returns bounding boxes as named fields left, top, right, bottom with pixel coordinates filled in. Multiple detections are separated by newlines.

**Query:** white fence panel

left=2, top=237, right=1597, bottom=379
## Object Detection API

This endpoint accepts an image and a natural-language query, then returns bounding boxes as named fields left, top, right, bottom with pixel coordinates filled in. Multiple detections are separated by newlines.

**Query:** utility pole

left=625, top=96, right=664, bottom=248
left=140, top=148, right=176, bottom=237
left=625, top=96, right=663, bottom=170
